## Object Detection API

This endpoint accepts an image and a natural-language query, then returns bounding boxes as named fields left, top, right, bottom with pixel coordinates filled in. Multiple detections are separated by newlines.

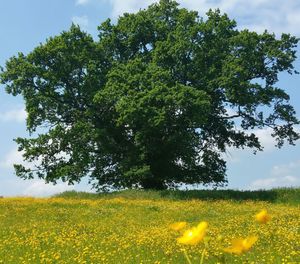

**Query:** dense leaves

left=1, top=0, right=299, bottom=190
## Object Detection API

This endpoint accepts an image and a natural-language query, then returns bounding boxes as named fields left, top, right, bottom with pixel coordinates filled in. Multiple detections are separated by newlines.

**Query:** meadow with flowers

left=0, top=189, right=299, bottom=263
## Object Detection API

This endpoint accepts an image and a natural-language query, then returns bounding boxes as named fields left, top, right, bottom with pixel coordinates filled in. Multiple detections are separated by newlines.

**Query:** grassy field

left=0, top=188, right=299, bottom=263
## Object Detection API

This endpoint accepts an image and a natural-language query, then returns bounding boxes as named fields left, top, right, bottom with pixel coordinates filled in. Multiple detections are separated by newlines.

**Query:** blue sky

left=0, top=0, right=299, bottom=196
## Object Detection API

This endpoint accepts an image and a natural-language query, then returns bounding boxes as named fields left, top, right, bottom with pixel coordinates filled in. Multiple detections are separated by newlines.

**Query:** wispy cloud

left=0, top=146, right=43, bottom=170
left=0, top=108, right=27, bottom=123
left=22, top=180, right=74, bottom=197
left=253, top=128, right=277, bottom=152
left=224, top=127, right=276, bottom=163
left=0, top=176, right=93, bottom=197
left=224, top=124, right=300, bottom=164
left=0, top=148, right=26, bottom=169
left=250, top=175, right=299, bottom=190
left=72, top=15, right=89, bottom=31
left=105, top=0, right=300, bottom=36
left=75, top=0, right=90, bottom=6
left=0, top=146, right=71, bottom=170
left=271, top=160, right=300, bottom=177
left=107, top=0, right=158, bottom=18
left=250, top=159, right=300, bottom=189
left=0, top=148, right=77, bottom=196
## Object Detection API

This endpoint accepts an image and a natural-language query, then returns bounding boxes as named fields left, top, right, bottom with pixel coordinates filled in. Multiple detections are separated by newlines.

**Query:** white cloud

left=224, top=128, right=276, bottom=161
left=253, top=128, right=276, bottom=151
left=108, top=0, right=158, bottom=17
left=0, top=146, right=80, bottom=196
left=253, top=124, right=300, bottom=151
left=0, top=146, right=72, bottom=170
left=0, top=176, right=93, bottom=197
left=224, top=124, right=300, bottom=163
left=0, top=148, right=26, bottom=169
left=0, top=146, right=41, bottom=170
left=0, top=108, right=27, bottom=123
left=106, top=0, right=300, bottom=36
left=231, top=125, right=299, bottom=155
left=271, top=160, right=300, bottom=176
left=250, top=159, right=300, bottom=189
left=188, top=0, right=300, bottom=36
left=75, top=0, right=90, bottom=5
left=0, top=148, right=75, bottom=197
left=250, top=175, right=299, bottom=190
left=72, top=15, right=89, bottom=31
left=22, top=180, right=74, bottom=197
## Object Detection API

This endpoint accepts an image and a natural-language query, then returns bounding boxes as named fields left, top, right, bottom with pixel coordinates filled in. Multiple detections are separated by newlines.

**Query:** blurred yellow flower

left=216, top=235, right=224, bottom=241
left=255, top=209, right=271, bottom=224
left=170, top=221, right=187, bottom=231
left=223, top=236, right=258, bottom=255
left=177, top=221, right=208, bottom=245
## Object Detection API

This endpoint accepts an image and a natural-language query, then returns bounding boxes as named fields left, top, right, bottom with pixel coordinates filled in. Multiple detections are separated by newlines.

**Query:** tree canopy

left=1, top=0, right=299, bottom=190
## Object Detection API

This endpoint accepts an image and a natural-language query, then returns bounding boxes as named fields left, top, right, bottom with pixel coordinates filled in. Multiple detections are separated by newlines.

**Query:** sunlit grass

left=0, top=189, right=299, bottom=263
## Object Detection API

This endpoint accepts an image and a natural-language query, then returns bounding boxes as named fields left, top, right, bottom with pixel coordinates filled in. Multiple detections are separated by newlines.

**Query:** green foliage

left=1, top=0, right=299, bottom=190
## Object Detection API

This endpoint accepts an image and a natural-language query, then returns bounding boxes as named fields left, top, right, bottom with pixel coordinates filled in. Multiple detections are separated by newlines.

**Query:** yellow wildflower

left=170, top=221, right=187, bottom=231
left=177, top=221, right=208, bottom=245
left=223, top=236, right=258, bottom=255
left=255, top=209, right=271, bottom=224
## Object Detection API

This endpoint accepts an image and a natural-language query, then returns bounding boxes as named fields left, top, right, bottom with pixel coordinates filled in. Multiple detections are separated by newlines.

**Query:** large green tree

left=1, top=0, right=299, bottom=190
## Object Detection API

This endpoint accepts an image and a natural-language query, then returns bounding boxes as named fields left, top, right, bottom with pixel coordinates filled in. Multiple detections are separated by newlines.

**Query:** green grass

left=54, top=187, right=300, bottom=205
